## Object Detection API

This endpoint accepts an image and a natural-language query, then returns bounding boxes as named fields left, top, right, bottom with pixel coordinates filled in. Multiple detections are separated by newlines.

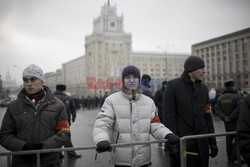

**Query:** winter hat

left=22, top=64, right=45, bottom=82
left=122, top=65, right=140, bottom=80
left=224, top=79, right=235, bottom=88
left=56, top=84, right=66, bottom=91
left=184, top=56, right=205, bottom=73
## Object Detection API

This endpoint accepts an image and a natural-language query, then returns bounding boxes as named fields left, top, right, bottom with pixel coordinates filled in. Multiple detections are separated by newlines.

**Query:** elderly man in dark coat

left=162, top=56, right=218, bottom=167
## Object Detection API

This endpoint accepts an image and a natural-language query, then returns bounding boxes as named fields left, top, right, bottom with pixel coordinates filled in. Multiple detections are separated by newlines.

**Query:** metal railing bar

left=36, top=153, right=40, bottom=167
left=180, top=131, right=238, bottom=167
left=0, top=139, right=168, bottom=157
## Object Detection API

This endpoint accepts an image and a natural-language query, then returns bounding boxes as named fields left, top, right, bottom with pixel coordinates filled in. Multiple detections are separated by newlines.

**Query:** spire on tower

left=108, top=0, right=110, bottom=6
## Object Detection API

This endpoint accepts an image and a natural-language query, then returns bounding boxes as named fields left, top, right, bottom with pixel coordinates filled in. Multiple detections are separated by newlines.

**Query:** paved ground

left=0, top=107, right=247, bottom=167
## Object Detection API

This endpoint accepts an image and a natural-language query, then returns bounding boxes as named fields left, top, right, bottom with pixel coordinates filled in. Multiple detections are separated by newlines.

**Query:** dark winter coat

left=216, top=88, right=241, bottom=131
left=141, top=85, right=154, bottom=100
left=54, top=91, right=76, bottom=125
left=237, top=94, right=250, bottom=166
left=162, top=72, right=217, bottom=167
left=0, top=86, right=70, bottom=167
left=154, top=86, right=165, bottom=122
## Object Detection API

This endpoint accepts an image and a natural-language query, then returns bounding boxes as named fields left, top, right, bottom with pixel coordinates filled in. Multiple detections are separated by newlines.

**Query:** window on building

left=244, top=74, right=248, bottom=79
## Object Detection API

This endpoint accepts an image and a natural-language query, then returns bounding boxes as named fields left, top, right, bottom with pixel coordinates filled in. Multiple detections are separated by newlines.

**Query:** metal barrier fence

left=180, top=131, right=240, bottom=167
left=0, top=132, right=240, bottom=167
left=0, top=139, right=168, bottom=167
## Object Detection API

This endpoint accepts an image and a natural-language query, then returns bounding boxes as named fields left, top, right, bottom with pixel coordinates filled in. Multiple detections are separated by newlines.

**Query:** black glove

left=23, top=143, right=43, bottom=150
left=22, top=143, right=36, bottom=151
left=96, top=140, right=112, bottom=153
left=165, top=134, right=179, bottom=144
left=165, top=142, right=180, bottom=157
left=21, top=143, right=43, bottom=163
left=210, top=144, right=218, bottom=158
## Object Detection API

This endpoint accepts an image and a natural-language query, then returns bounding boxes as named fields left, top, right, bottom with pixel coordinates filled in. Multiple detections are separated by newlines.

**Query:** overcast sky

left=0, top=0, right=250, bottom=84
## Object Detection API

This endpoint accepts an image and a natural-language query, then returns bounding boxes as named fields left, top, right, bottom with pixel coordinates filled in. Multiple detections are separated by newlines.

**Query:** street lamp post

left=157, top=44, right=175, bottom=81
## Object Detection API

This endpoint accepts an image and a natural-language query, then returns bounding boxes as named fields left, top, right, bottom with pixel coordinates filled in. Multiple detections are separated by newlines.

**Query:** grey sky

left=0, top=0, right=249, bottom=84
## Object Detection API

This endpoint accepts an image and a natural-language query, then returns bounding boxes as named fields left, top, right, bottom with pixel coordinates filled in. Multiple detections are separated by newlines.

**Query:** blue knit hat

left=122, top=65, right=140, bottom=80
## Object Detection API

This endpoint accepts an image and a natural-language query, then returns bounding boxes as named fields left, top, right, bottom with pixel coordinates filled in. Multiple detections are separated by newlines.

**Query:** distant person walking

left=141, top=74, right=154, bottom=99
left=154, top=80, right=167, bottom=147
left=0, top=64, right=70, bottom=167
left=163, top=56, right=218, bottom=167
left=54, top=84, right=81, bottom=159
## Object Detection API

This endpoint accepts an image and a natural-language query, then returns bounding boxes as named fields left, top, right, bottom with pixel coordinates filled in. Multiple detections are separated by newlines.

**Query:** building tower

left=85, top=2, right=132, bottom=95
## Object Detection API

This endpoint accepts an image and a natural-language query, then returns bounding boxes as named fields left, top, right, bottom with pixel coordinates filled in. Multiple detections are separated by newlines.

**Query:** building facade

left=192, top=28, right=250, bottom=90
left=62, top=56, right=86, bottom=97
left=45, top=2, right=189, bottom=97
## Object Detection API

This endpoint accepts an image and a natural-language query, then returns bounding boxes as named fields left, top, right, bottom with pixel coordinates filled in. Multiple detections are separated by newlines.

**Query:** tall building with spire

left=85, top=2, right=132, bottom=95
left=2, top=69, right=17, bottom=89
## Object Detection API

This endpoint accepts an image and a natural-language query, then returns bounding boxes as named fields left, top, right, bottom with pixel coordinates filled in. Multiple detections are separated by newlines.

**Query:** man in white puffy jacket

left=93, top=65, right=179, bottom=167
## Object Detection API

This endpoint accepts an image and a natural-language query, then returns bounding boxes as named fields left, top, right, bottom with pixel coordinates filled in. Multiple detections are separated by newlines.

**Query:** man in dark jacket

left=154, top=80, right=167, bottom=147
left=141, top=74, right=154, bottom=99
left=216, top=79, right=241, bottom=163
left=54, top=84, right=81, bottom=159
left=0, top=64, right=70, bottom=167
left=237, top=94, right=250, bottom=166
left=154, top=80, right=167, bottom=123
left=162, top=56, right=218, bottom=167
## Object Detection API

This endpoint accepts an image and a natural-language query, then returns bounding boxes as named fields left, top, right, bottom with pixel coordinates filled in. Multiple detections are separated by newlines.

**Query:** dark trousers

left=115, top=165, right=148, bottom=167
left=169, top=154, right=202, bottom=167
left=226, top=134, right=237, bottom=160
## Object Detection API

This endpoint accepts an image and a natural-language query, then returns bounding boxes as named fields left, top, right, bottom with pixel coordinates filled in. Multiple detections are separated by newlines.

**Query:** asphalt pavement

left=0, top=107, right=247, bottom=167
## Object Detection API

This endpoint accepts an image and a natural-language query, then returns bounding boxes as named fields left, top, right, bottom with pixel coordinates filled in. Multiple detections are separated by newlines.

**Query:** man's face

left=189, top=68, right=205, bottom=81
left=23, top=76, right=43, bottom=95
left=124, top=75, right=139, bottom=90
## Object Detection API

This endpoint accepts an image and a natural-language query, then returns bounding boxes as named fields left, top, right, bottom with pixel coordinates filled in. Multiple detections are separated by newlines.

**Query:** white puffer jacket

left=93, top=91, right=173, bottom=167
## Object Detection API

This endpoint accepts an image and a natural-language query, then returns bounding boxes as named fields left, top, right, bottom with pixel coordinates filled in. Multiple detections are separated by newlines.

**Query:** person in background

left=163, top=56, right=218, bottom=167
left=93, top=65, right=179, bottom=167
left=216, top=79, right=241, bottom=163
left=141, top=74, right=154, bottom=99
left=237, top=94, right=250, bottom=166
left=0, top=64, right=70, bottom=167
left=54, top=84, right=81, bottom=159
left=154, top=80, right=167, bottom=147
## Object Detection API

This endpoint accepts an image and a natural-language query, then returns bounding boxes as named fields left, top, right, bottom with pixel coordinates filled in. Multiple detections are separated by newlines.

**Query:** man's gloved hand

left=23, top=143, right=43, bottom=150
left=96, top=140, right=112, bottom=153
left=165, top=134, right=179, bottom=144
left=22, top=143, right=43, bottom=163
left=165, top=142, right=180, bottom=157
left=210, top=144, right=218, bottom=158
left=23, top=143, right=36, bottom=150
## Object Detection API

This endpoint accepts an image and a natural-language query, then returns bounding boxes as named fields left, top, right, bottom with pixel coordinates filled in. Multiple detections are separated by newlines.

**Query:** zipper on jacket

left=130, top=100, right=134, bottom=166
left=113, top=132, right=120, bottom=153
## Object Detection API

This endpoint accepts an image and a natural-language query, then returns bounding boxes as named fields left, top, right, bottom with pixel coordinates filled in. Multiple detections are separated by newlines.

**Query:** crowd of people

left=0, top=55, right=249, bottom=167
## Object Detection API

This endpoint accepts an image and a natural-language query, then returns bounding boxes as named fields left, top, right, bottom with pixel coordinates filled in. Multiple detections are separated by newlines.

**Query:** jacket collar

left=121, top=87, right=142, bottom=101
left=223, top=88, right=237, bottom=94
left=18, top=86, right=55, bottom=103
left=181, top=71, right=202, bottom=86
